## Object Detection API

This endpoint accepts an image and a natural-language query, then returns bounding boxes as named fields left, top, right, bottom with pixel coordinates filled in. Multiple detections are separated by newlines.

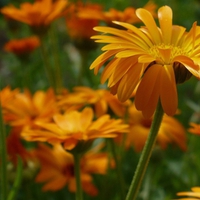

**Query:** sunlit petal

left=158, top=6, right=172, bottom=44
left=136, top=8, right=161, bottom=44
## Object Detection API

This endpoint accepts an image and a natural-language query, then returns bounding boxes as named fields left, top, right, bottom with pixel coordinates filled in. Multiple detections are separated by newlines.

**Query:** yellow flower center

left=149, top=44, right=188, bottom=65
left=148, top=44, right=192, bottom=84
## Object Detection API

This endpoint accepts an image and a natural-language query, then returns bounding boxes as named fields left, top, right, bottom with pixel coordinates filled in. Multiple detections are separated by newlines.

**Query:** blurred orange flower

left=0, top=86, right=20, bottom=110
left=33, top=143, right=112, bottom=196
left=1, top=0, right=67, bottom=28
left=79, top=1, right=157, bottom=25
left=188, top=122, right=200, bottom=135
left=4, top=36, right=40, bottom=56
left=7, top=126, right=34, bottom=166
left=58, top=86, right=130, bottom=117
left=124, top=104, right=187, bottom=152
left=3, top=88, right=57, bottom=128
left=176, top=187, right=200, bottom=199
left=90, top=6, right=200, bottom=118
left=21, top=107, right=129, bottom=150
left=65, top=2, right=101, bottom=49
left=66, top=2, right=101, bottom=39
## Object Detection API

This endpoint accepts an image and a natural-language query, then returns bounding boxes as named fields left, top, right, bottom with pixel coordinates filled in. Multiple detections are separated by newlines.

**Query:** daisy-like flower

left=21, top=107, right=129, bottom=150
left=3, top=88, right=57, bottom=128
left=7, top=126, right=34, bottom=166
left=124, top=103, right=187, bottom=152
left=1, top=0, right=67, bottom=33
left=0, top=86, right=20, bottom=109
left=58, top=86, right=130, bottom=117
left=90, top=5, right=200, bottom=118
left=78, top=1, right=157, bottom=25
left=33, top=143, right=112, bottom=196
left=4, top=36, right=40, bottom=56
left=176, top=187, right=200, bottom=199
left=65, top=2, right=101, bottom=50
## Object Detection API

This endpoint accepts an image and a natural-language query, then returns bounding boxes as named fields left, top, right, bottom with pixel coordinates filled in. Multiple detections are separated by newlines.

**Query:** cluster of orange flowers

left=1, top=0, right=200, bottom=199
left=0, top=85, right=190, bottom=195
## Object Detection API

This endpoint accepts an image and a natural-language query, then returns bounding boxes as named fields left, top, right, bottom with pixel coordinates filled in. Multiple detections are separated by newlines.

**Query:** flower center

left=149, top=44, right=188, bottom=65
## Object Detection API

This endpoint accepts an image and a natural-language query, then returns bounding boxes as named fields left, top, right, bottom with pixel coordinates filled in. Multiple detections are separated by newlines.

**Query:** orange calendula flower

left=4, top=36, right=40, bottom=56
left=33, top=143, right=112, bottom=196
left=79, top=1, right=157, bottom=25
left=1, top=0, right=67, bottom=30
left=90, top=5, right=200, bottom=118
left=65, top=2, right=101, bottom=50
left=188, top=122, right=200, bottom=135
left=176, top=187, right=200, bottom=199
left=7, top=126, right=34, bottom=166
left=124, top=103, right=187, bottom=152
left=0, top=86, right=20, bottom=109
left=3, top=88, right=57, bottom=128
left=21, top=107, right=129, bottom=150
left=58, top=86, right=130, bottom=117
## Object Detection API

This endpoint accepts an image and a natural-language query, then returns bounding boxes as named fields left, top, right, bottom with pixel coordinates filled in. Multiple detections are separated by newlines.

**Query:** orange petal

left=90, top=50, right=118, bottom=74
left=135, top=64, right=162, bottom=110
left=158, top=6, right=172, bottom=44
left=117, top=62, right=144, bottom=102
left=107, top=57, right=137, bottom=87
left=174, top=55, right=200, bottom=78
left=136, top=8, right=161, bottom=44
left=160, top=65, right=177, bottom=116
left=101, top=58, right=120, bottom=84
left=113, top=21, right=153, bottom=48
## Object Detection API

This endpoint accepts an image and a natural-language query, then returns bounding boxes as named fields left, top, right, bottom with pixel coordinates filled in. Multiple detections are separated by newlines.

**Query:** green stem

left=77, top=50, right=87, bottom=85
left=48, top=25, right=63, bottom=94
left=125, top=100, right=164, bottom=200
left=39, top=37, right=56, bottom=91
left=73, top=153, right=83, bottom=200
left=109, top=139, right=125, bottom=200
left=0, top=102, right=8, bottom=200
left=7, top=156, right=23, bottom=200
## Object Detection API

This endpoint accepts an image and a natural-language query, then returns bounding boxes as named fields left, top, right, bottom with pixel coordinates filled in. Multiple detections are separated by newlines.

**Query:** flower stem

left=48, top=25, right=63, bottom=94
left=0, top=102, right=8, bottom=200
left=7, top=156, right=23, bottom=200
left=39, top=37, right=56, bottom=91
left=73, top=152, right=83, bottom=200
left=77, top=50, right=87, bottom=85
left=125, top=100, right=164, bottom=200
left=109, top=139, right=125, bottom=200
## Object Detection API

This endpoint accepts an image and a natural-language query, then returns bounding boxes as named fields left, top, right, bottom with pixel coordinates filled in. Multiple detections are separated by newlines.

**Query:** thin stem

left=125, top=100, right=164, bottom=200
left=7, top=156, right=23, bottom=200
left=109, top=139, right=125, bottom=200
left=73, top=153, right=83, bottom=200
left=48, top=25, right=63, bottom=94
left=39, top=37, right=56, bottom=91
left=77, top=50, right=87, bottom=85
left=0, top=101, right=8, bottom=200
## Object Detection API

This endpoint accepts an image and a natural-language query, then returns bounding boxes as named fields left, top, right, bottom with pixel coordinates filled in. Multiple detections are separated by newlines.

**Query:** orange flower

left=66, top=2, right=101, bottom=39
left=0, top=86, right=20, bottom=110
left=90, top=6, right=200, bottom=118
left=188, top=122, right=200, bottom=135
left=79, top=1, right=157, bottom=25
left=4, top=36, right=40, bottom=56
left=33, top=143, right=111, bottom=196
left=3, top=88, right=57, bottom=128
left=58, top=86, right=130, bottom=117
left=21, top=107, right=129, bottom=150
left=65, top=2, right=101, bottom=49
left=124, top=103, right=186, bottom=152
left=176, top=187, right=200, bottom=199
left=1, top=0, right=67, bottom=28
left=6, top=126, right=34, bottom=166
